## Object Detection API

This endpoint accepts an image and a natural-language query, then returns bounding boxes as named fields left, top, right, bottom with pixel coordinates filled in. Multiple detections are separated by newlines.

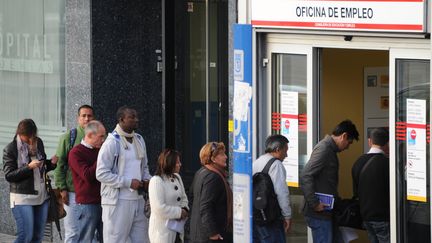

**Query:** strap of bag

left=353, top=154, right=380, bottom=198
left=111, top=131, right=121, bottom=174
left=68, top=128, right=77, bottom=151
left=360, top=154, right=377, bottom=177
left=63, top=128, right=77, bottom=172
left=262, top=157, right=278, bottom=174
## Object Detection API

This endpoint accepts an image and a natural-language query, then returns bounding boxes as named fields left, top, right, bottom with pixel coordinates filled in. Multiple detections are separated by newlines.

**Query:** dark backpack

left=253, top=157, right=282, bottom=225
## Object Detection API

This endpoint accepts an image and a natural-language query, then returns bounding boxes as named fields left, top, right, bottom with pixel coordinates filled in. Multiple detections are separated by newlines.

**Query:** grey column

left=66, top=0, right=92, bottom=129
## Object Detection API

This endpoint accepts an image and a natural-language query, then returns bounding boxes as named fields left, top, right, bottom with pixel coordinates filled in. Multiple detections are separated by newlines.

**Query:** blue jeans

left=363, top=221, right=390, bottom=243
left=75, top=204, right=103, bottom=243
left=11, top=199, right=49, bottom=243
left=253, top=220, right=285, bottom=243
left=64, top=192, right=79, bottom=243
left=305, top=217, right=333, bottom=243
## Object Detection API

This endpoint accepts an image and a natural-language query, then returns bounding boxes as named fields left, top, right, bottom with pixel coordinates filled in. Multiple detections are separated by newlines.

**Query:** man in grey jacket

left=253, top=134, right=292, bottom=242
left=300, top=120, right=359, bottom=243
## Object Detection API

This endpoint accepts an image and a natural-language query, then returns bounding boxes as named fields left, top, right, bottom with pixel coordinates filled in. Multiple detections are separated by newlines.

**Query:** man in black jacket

left=300, top=120, right=359, bottom=243
left=352, top=127, right=389, bottom=243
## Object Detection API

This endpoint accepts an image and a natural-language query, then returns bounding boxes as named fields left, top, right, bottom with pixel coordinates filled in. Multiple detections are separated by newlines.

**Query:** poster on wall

left=280, top=91, right=299, bottom=187
left=406, top=98, right=427, bottom=202
left=363, top=67, right=389, bottom=153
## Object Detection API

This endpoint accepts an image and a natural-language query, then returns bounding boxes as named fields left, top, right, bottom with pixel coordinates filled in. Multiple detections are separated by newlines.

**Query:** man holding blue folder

left=300, top=120, right=359, bottom=243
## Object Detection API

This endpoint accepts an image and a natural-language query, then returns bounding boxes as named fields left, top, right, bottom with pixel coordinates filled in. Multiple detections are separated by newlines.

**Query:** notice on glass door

left=280, top=91, right=299, bottom=187
left=406, top=99, right=427, bottom=202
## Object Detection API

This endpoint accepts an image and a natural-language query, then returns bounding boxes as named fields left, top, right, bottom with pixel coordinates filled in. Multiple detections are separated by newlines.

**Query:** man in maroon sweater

left=69, top=120, right=106, bottom=243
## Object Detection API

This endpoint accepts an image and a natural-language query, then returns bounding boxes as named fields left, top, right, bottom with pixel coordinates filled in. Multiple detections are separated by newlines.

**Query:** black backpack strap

left=69, top=128, right=77, bottom=151
left=262, top=157, right=278, bottom=174
left=63, top=128, right=77, bottom=172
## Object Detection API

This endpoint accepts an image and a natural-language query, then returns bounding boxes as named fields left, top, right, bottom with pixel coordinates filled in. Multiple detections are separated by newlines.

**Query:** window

left=0, top=0, right=66, bottom=161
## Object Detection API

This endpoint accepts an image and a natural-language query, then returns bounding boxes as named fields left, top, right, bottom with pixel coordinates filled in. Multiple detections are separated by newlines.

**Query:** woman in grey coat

left=189, top=142, right=233, bottom=243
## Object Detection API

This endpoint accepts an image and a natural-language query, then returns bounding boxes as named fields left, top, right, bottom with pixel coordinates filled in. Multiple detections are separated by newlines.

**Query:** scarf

left=204, top=163, right=233, bottom=231
left=16, top=136, right=30, bottom=168
left=114, top=124, right=144, bottom=160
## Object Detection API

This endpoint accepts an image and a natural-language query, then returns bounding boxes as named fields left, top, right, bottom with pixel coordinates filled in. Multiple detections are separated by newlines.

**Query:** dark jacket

left=189, top=167, right=232, bottom=243
left=3, top=137, right=55, bottom=195
left=352, top=153, right=389, bottom=221
left=300, top=135, right=340, bottom=219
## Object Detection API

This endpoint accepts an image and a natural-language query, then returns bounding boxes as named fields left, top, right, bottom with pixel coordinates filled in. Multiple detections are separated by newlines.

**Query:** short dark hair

left=332, top=120, right=359, bottom=141
left=78, top=104, right=94, bottom=115
left=16, top=119, right=37, bottom=137
left=155, top=149, right=181, bottom=176
left=116, top=106, right=135, bottom=122
left=369, top=127, right=389, bottom=146
left=265, top=134, right=289, bottom=153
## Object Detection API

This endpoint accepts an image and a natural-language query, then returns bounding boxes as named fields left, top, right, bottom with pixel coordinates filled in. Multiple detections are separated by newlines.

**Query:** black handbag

left=333, top=156, right=376, bottom=230
left=333, top=198, right=363, bottom=229
left=45, top=174, right=66, bottom=239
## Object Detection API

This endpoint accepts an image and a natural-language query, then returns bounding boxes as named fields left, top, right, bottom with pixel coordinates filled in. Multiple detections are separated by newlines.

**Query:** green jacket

left=54, top=126, right=85, bottom=191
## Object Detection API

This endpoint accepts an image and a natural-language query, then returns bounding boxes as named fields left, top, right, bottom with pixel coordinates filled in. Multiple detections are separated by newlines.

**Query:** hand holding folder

left=315, top=192, right=334, bottom=211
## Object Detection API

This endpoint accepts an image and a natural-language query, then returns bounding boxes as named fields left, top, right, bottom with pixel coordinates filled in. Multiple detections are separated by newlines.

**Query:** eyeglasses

left=210, top=142, right=217, bottom=157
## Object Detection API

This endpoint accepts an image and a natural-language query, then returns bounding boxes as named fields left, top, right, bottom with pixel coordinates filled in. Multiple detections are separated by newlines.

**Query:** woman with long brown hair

left=3, top=119, right=56, bottom=243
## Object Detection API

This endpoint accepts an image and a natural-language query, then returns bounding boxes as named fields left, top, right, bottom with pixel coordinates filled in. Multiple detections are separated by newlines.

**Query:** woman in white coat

left=148, top=149, right=189, bottom=243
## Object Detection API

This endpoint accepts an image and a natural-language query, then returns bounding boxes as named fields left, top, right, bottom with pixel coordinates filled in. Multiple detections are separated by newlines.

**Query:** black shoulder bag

left=333, top=155, right=375, bottom=229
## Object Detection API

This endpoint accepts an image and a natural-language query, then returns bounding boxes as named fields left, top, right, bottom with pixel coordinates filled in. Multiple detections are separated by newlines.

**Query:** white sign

left=0, top=58, right=53, bottom=74
left=234, top=81, right=252, bottom=152
left=233, top=173, right=251, bottom=243
left=280, top=91, right=299, bottom=187
left=406, top=99, right=427, bottom=202
left=251, top=0, right=425, bottom=32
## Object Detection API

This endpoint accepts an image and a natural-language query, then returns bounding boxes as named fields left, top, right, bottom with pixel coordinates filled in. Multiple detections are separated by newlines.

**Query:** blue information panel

left=233, top=24, right=253, bottom=243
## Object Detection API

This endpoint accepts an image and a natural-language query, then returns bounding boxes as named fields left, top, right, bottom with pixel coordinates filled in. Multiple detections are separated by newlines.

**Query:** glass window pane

left=0, top=0, right=66, bottom=163
left=271, top=53, right=307, bottom=240
left=395, top=59, right=430, bottom=242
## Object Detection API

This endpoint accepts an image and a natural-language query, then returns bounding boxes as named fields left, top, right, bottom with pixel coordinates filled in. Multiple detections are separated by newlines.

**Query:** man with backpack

left=96, top=106, right=151, bottom=243
left=253, top=134, right=292, bottom=243
left=54, top=104, right=94, bottom=242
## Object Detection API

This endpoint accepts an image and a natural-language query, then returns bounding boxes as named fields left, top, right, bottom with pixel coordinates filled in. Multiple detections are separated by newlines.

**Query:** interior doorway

left=320, top=48, right=389, bottom=243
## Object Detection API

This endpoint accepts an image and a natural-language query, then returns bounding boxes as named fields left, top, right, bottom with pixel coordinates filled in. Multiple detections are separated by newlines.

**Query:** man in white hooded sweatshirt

left=96, top=106, right=151, bottom=243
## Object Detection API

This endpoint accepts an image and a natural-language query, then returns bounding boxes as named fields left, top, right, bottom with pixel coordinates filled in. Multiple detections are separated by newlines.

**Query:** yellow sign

left=228, top=120, right=234, bottom=132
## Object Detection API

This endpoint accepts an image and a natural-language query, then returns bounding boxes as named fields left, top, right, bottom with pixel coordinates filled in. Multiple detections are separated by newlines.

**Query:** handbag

left=333, top=198, right=363, bottom=229
left=144, top=191, right=151, bottom=218
left=45, top=174, right=66, bottom=239
left=333, top=155, right=376, bottom=229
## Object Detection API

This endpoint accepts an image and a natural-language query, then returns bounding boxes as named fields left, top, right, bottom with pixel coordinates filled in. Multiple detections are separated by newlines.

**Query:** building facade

left=233, top=0, right=431, bottom=242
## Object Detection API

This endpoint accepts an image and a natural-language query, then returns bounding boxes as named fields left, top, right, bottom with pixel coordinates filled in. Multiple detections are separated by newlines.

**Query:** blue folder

left=315, top=192, right=334, bottom=210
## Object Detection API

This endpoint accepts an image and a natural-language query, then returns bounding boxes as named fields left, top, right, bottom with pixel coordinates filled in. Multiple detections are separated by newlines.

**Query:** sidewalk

left=0, top=232, right=51, bottom=243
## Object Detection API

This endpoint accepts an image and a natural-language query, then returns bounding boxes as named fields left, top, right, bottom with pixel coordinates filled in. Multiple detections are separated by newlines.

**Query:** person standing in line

left=189, top=142, right=233, bottom=243
left=3, top=119, right=57, bottom=243
left=253, top=134, right=292, bottom=243
left=54, top=104, right=94, bottom=242
left=68, top=120, right=106, bottom=243
left=352, top=127, right=389, bottom=243
left=148, top=149, right=189, bottom=243
left=300, top=120, right=359, bottom=243
left=96, top=106, right=151, bottom=243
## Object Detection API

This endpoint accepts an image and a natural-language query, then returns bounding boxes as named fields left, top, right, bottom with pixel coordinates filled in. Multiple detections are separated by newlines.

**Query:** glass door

left=264, top=43, right=316, bottom=242
left=390, top=49, right=430, bottom=243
